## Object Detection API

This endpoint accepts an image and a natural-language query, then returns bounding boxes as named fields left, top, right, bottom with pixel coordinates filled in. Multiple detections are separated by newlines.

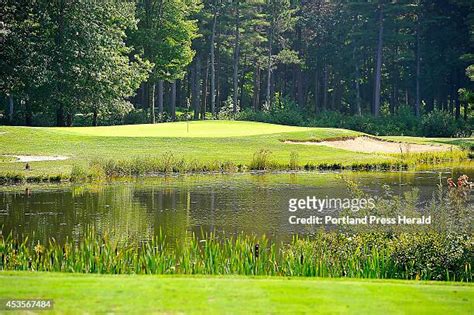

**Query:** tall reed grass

left=1, top=231, right=471, bottom=281
left=68, top=147, right=471, bottom=181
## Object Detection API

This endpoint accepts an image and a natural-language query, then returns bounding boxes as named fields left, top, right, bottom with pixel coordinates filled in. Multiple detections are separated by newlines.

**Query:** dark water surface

left=1, top=168, right=472, bottom=243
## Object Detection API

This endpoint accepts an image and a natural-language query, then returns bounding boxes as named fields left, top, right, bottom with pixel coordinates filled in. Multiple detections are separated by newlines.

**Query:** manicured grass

left=382, top=136, right=474, bottom=149
left=0, top=121, right=375, bottom=176
left=0, top=121, right=470, bottom=178
left=0, top=272, right=472, bottom=314
left=50, top=120, right=317, bottom=138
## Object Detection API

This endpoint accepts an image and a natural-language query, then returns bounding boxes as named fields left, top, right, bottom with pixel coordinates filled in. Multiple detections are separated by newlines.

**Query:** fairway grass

left=0, top=272, right=472, bottom=314
left=0, top=121, right=471, bottom=178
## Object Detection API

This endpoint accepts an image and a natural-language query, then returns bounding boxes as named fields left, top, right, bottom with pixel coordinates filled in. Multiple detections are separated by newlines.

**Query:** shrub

left=70, top=165, right=88, bottom=182
left=236, top=104, right=471, bottom=137
left=420, top=109, right=459, bottom=137
left=218, top=97, right=239, bottom=120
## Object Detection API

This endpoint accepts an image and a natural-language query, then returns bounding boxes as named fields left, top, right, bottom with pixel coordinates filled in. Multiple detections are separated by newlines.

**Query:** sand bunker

left=285, top=136, right=452, bottom=154
left=5, top=155, right=70, bottom=162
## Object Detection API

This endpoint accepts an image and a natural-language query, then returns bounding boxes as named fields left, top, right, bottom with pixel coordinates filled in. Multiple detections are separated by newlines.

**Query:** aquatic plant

left=249, top=149, right=274, bottom=170
left=0, top=231, right=471, bottom=281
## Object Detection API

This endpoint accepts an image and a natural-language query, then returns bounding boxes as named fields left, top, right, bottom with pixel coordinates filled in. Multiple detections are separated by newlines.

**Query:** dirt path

left=285, top=136, right=453, bottom=154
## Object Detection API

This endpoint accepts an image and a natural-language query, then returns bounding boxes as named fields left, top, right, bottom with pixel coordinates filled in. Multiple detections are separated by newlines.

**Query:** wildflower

left=34, top=243, right=45, bottom=255
left=447, top=178, right=456, bottom=188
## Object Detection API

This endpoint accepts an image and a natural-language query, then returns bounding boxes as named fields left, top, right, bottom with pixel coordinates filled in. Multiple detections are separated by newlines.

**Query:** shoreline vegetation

left=0, top=149, right=470, bottom=185
left=0, top=121, right=472, bottom=185
left=1, top=231, right=471, bottom=282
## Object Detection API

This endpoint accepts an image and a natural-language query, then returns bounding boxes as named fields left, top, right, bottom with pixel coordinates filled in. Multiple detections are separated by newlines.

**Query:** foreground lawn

left=0, top=121, right=470, bottom=177
left=0, top=272, right=472, bottom=314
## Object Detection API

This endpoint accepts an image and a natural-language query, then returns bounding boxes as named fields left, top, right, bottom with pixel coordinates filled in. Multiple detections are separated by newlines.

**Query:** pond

left=1, top=167, right=473, bottom=244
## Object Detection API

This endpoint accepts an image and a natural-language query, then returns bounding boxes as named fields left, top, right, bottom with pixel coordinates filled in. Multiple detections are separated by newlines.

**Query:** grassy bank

left=0, top=272, right=472, bottom=314
left=0, top=121, right=472, bottom=182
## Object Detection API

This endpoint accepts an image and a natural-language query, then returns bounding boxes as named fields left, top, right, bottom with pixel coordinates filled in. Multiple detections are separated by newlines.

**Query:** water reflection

left=1, top=169, right=472, bottom=244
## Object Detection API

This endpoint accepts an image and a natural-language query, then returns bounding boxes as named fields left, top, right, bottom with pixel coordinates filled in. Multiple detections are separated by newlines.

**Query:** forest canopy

left=0, top=0, right=473, bottom=137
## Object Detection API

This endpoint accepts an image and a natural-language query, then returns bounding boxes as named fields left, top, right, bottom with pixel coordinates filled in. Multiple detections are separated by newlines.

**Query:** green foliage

left=217, top=97, right=239, bottom=119
left=249, top=149, right=274, bottom=170
left=289, top=151, right=299, bottom=170
left=421, top=110, right=471, bottom=137
left=132, top=0, right=199, bottom=81
left=237, top=102, right=472, bottom=137
left=0, top=0, right=151, bottom=126
left=1, top=231, right=471, bottom=281
left=237, top=95, right=304, bottom=126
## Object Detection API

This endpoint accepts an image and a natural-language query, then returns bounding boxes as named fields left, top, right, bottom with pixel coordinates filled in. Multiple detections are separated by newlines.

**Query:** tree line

left=1, top=0, right=473, bottom=129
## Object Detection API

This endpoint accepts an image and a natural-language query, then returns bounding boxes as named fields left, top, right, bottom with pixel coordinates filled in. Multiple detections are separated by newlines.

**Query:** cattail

left=254, top=244, right=259, bottom=259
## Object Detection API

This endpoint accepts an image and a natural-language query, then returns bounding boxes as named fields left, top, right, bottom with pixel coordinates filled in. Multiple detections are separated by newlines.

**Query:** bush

left=236, top=95, right=304, bottom=126
left=122, top=108, right=150, bottom=125
left=420, top=109, right=458, bottom=137
left=218, top=97, right=239, bottom=120
left=236, top=103, right=471, bottom=137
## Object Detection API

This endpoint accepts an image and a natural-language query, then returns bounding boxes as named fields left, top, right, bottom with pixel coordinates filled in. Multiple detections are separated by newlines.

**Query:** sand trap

left=4, top=155, right=70, bottom=162
left=285, top=136, right=452, bottom=154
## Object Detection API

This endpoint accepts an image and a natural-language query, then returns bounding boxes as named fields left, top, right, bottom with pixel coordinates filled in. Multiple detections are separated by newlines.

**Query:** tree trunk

left=140, top=84, right=146, bottom=108
left=314, top=69, right=319, bottom=113
left=373, top=3, right=384, bottom=117
left=454, top=72, right=461, bottom=120
left=232, top=0, right=240, bottom=114
left=239, top=55, right=247, bottom=109
left=92, top=109, right=98, bottom=126
left=55, top=0, right=66, bottom=127
left=66, top=113, right=73, bottom=127
left=331, top=78, right=337, bottom=110
left=216, top=39, right=221, bottom=113
left=355, top=63, right=362, bottom=116
left=253, top=66, right=261, bottom=111
left=148, top=82, right=156, bottom=124
left=265, top=28, right=273, bottom=110
left=56, top=105, right=65, bottom=127
left=322, top=66, right=328, bottom=111
left=25, top=102, right=32, bottom=126
left=8, top=94, right=13, bottom=124
left=158, top=79, right=164, bottom=119
left=210, top=6, right=217, bottom=117
left=171, top=80, right=177, bottom=121
left=464, top=99, right=468, bottom=120
left=415, top=18, right=421, bottom=117
left=202, top=57, right=209, bottom=119
left=297, top=68, right=304, bottom=107
left=193, top=57, right=201, bottom=120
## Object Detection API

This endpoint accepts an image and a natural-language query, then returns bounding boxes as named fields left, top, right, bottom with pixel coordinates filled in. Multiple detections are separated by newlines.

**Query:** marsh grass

left=396, top=148, right=468, bottom=165
left=71, top=148, right=470, bottom=181
left=1, top=146, right=471, bottom=184
left=0, top=231, right=471, bottom=281
left=289, top=151, right=300, bottom=170
left=249, top=149, right=274, bottom=170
